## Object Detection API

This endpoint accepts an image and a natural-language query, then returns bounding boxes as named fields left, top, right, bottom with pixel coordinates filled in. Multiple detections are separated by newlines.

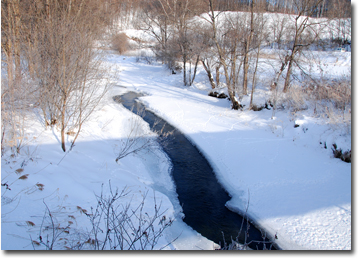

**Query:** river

left=114, top=91, right=279, bottom=250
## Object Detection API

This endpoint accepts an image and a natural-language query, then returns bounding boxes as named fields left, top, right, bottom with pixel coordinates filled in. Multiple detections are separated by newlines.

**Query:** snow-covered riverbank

left=113, top=52, right=351, bottom=250
left=1, top=50, right=351, bottom=250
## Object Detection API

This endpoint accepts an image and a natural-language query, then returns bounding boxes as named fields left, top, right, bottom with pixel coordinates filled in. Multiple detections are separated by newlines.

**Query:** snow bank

left=1, top=40, right=351, bottom=250
left=1, top=55, right=216, bottom=250
left=114, top=50, right=351, bottom=250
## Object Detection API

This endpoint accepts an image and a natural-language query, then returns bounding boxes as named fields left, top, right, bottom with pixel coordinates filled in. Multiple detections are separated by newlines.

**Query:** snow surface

left=112, top=52, right=351, bottom=250
left=1, top=17, right=353, bottom=253
left=0, top=78, right=217, bottom=251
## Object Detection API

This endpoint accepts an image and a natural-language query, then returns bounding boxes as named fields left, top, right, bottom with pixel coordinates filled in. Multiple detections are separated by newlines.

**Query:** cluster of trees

left=1, top=0, right=123, bottom=153
left=1, top=0, right=351, bottom=153
left=129, top=0, right=350, bottom=110
left=117, top=0, right=351, bottom=18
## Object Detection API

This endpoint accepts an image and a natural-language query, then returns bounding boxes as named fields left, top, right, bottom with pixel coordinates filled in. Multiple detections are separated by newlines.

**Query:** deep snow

left=2, top=45, right=351, bottom=250
left=1, top=25, right=352, bottom=252
left=113, top=52, right=351, bottom=250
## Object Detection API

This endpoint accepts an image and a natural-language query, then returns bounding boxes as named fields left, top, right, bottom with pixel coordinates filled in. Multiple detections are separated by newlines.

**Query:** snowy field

left=1, top=46, right=351, bottom=252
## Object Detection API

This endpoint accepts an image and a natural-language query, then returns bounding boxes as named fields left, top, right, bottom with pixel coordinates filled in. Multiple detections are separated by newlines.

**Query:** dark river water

left=113, top=92, right=279, bottom=250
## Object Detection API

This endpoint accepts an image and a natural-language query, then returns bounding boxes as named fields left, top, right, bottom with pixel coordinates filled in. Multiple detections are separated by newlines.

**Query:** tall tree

left=249, top=9, right=268, bottom=109
left=242, top=0, right=255, bottom=95
left=282, top=0, right=325, bottom=93
left=205, top=0, right=241, bottom=109
left=138, top=0, right=203, bottom=86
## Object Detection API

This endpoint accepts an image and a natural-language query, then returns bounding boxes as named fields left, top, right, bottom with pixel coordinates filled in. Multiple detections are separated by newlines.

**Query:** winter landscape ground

left=1, top=3, right=354, bottom=255
left=1, top=48, right=351, bottom=251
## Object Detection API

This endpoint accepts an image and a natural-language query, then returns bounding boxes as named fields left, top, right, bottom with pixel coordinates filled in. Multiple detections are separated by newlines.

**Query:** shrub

left=114, top=105, right=173, bottom=163
left=31, top=184, right=175, bottom=250
left=305, top=78, right=351, bottom=118
left=331, top=144, right=351, bottom=163
left=111, top=33, right=130, bottom=54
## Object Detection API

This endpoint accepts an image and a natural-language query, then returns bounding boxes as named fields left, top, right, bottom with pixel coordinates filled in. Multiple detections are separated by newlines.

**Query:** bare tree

left=187, top=19, right=220, bottom=89
left=327, top=0, right=351, bottom=46
left=1, top=0, right=121, bottom=153
left=201, top=46, right=220, bottom=90
left=115, top=106, right=172, bottom=163
left=242, top=1, right=255, bottom=95
left=222, top=12, right=245, bottom=96
left=137, top=0, right=203, bottom=85
left=1, top=0, right=36, bottom=154
left=249, top=11, right=268, bottom=109
left=281, top=0, right=325, bottom=93
left=267, top=0, right=329, bottom=95
left=268, top=13, right=290, bottom=51
left=23, top=0, right=117, bottom=152
left=203, top=0, right=241, bottom=109
left=137, top=0, right=176, bottom=69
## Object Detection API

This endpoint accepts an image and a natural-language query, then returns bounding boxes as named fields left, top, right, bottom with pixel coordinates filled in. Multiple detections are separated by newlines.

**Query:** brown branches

left=31, top=183, right=175, bottom=250
left=1, top=0, right=117, bottom=153
left=115, top=107, right=173, bottom=162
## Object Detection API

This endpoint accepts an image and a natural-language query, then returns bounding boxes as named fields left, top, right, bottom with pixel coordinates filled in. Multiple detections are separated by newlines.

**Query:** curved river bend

left=114, top=92, right=278, bottom=250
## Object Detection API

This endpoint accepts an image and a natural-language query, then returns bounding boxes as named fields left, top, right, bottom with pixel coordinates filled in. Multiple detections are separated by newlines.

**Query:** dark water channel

left=114, top=92, right=278, bottom=250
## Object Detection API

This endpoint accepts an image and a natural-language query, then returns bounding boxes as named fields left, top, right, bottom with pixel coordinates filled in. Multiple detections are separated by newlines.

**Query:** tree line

left=1, top=0, right=351, bottom=154
left=125, top=0, right=350, bottom=111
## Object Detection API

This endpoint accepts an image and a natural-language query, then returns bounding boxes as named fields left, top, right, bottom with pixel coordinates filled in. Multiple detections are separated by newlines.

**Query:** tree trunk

left=208, top=0, right=240, bottom=109
left=222, top=62, right=238, bottom=109
left=235, top=60, right=243, bottom=87
left=190, top=55, right=200, bottom=86
left=216, top=65, right=220, bottom=87
left=61, top=125, right=66, bottom=152
left=60, top=100, right=67, bottom=152
left=243, top=1, right=254, bottom=96
left=283, top=32, right=298, bottom=93
left=202, top=59, right=216, bottom=89
left=6, top=46, right=14, bottom=97
left=243, top=44, right=249, bottom=95
left=250, top=44, right=261, bottom=108
left=230, top=50, right=237, bottom=92
left=6, top=1, right=14, bottom=91
left=283, top=57, right=294, bottom=93
left=12, top=0, right=21, bottom=83
left=183, top=53, right=187, bottom=86
left=272, top=54, right=289, bottom=92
